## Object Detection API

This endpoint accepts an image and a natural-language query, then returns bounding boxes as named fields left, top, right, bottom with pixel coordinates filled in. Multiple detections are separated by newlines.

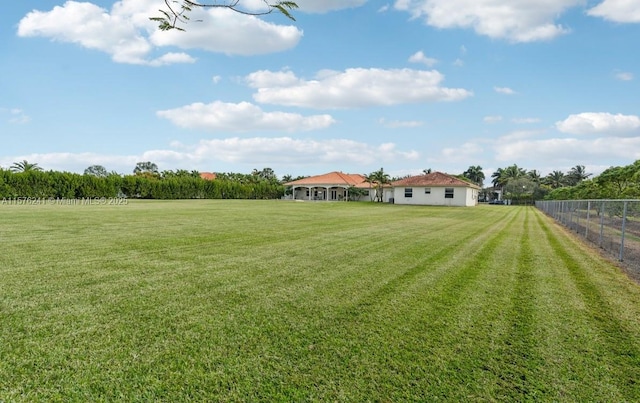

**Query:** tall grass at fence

left=536, top=199, right=640, bottom=279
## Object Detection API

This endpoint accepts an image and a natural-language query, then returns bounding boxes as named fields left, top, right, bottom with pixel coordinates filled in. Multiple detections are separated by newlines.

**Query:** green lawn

left=1, top=200, right=639, bottom=401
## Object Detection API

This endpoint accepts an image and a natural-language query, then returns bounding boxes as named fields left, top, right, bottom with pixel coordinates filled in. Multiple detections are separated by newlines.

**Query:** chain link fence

left=535, top=200, right=640, bottom=280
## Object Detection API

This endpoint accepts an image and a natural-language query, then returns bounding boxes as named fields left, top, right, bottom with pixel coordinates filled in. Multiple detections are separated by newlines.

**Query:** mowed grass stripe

left=535, top=211, right=640, bottom=398
left=275, top=207, right=522, bottom=400
left=376, top=205, right=526, bottom=401
left=490, top=207, right=549, bottom=400
left=297, top=205, right=520, bottom=313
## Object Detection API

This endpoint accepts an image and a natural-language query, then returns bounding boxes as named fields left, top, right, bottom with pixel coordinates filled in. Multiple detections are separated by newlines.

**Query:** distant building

left=390, top=172, right=480, bottom=207
left=284, top=171, right=374, bottom=201
left=199, top=172, right=217, bottom=181
left=284, top=171, right=480, bottom=206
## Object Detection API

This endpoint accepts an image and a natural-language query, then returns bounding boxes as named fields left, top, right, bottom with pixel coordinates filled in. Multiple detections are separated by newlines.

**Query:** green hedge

left=0, top=169, right=284, bottom=200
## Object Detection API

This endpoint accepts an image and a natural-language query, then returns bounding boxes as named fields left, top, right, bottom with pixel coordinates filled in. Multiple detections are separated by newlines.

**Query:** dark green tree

left=134, top=161, right=160, bottom=177
left=595, top=163, right=640, bottom=198
left=504, top=177, right=537, bottom=205
left=84, top=165, right=108, bottom=178
left=252, top=167, right=278, bottom=183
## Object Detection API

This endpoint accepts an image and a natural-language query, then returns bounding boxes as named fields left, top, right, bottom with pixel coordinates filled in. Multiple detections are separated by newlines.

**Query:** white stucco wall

left=392, top=186, right=477, bottom=207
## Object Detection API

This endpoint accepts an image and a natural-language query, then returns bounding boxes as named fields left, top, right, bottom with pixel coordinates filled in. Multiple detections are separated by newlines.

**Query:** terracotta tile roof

left=391, top=172, right=480, bottom=188
left=200, top=172, right=217, bottom=181
left=285, top=171, right=367, bottom=186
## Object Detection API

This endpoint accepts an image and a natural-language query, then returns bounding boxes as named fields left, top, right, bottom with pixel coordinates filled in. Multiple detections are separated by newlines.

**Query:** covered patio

left=284, top=171, right=373, bottom=202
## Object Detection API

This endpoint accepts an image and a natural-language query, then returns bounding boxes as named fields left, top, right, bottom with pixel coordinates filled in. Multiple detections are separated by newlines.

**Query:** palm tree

left=491, top=167, right=506, bottom=188
left=545, top=170, right=567, bottom=189
left=491, top=164, right=525, bottom=188
left=366, top=167, right=391, bottom=202
left=463, top=165, right=485, bottom=187
left=527, top=169, right=542, bottom=185
left=10, top=160, right=42, bottom=173
left=503, top=164, right=527, bottom=181
left=567, top=165, right=592, bottom=186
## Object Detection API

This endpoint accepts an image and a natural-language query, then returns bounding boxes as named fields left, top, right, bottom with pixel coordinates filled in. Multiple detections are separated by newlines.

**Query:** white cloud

left=512, top=117, right=540, bottom=124
left=150, top=9, right=302, bottom=56
left=393, top=0, right=580, bottom=42
left=17, top=0, right=303, bottom=65
left=191, top=137, right=419, bottom=165
left=2, top=136, right=418, bottom=174
left=157, top=101, right=335, bottom=132
left=212, top=76, right=222, bottom=84
left=378, top=118, right=425, bottom=128
left=149, top=52, right=197, bottom=66
left=484, top=115, right=503, bottom=123
left=439, top=142, right=483, bottom=163
left=614, top=71, right=634, bottom=81
left=245, top=70, right=302, bottom=88
left=1, top=152, right=138, bottom=174
left=249, top=68, right=473, bottom=108
left=588, top=0, right=640, bottom=23
left=494, top=86, right=516, bottom=95
left=499, top=129, right=545, bottom=141
left=494, top=137, right=640, bottom=163
left=18, top=1, right=156, bottom=65
left=555, top=112, right=640, bottom=136
left=2, top=108, right=31, bottom=124
left=408, top=50, right=438, bottom=66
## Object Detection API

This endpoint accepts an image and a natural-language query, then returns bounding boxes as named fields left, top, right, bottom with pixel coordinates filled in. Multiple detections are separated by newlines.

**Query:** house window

left=363, top=190, right=370, bottom=196
left=405, top=188, right=413, bottom=198
left=424, top=188, right=431, bottom=194
left=445, top=188, right=454, bottom=198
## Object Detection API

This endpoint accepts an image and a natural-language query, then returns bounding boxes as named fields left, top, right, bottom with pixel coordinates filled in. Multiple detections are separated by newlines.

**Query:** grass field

left=1, top=200, right=639, bottom=401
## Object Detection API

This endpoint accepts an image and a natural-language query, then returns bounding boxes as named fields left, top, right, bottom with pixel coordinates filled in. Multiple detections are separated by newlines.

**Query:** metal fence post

left=599, top=201, right=605, bottom=248
left=620, top=201, right=628, bottom=262
left=535, top=199, right=640, bottom=273
left=585, top=201, right=591, bottom=239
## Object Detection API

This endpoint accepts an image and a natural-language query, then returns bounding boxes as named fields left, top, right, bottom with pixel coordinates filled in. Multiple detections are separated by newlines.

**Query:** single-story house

left=390, top=172, right=480, bottom=207
left=284, top=171, right=376, bottom=201
left=284, top=171, right=480, bottom=206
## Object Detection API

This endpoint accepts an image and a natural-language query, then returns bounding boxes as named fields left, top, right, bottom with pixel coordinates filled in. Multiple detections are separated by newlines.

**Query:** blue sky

left=2, top=0, right=639, bottom=180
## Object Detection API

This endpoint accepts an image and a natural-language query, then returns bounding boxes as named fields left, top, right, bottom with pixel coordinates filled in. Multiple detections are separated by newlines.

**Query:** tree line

left=0, top=162, right=287, bottom=200
left=372, top=162, right=639, bottom=203
left=4, top=159, right=639, bottom=202
left=467, top=161, right=640, bottom=202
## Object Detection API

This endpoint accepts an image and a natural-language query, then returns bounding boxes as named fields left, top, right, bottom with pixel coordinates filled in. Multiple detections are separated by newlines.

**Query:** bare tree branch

left=151, top=0, right=298, bottom=31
